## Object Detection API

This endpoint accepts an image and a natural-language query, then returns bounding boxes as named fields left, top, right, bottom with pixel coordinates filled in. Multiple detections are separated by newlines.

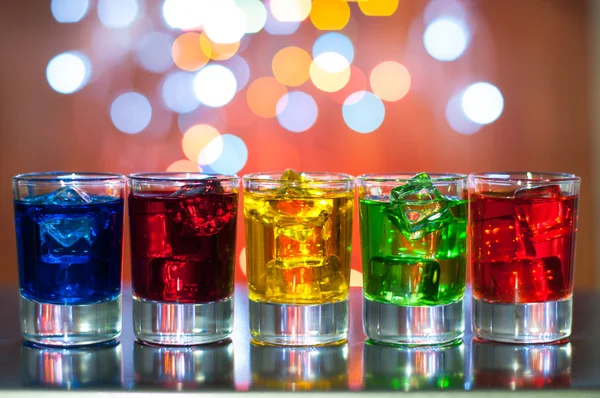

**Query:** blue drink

left=13, top=173, right=126, bottom=347
left=14, top=189, right=123, bottom=304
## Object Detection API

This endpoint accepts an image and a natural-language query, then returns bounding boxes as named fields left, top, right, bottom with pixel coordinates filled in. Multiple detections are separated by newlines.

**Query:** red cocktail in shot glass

left=469, top=172, right=579, bottom=343
left=128, top=173, right=238, bottom=345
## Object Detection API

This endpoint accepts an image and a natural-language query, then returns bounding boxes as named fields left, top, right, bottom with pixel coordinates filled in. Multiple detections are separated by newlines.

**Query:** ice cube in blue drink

left=38, top=187, right=97, bottom=266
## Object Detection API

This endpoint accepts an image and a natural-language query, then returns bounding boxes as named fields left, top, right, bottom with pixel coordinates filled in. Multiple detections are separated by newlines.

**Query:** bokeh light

left=264, top=0, right=300, bottom=35
left=423, top=18, right=469, bottom=62
left=246, top=76, right=288, bottom=118
left=203, top=2, right=247, bottom=44
left=206, top=134, right=248, bottom=174
left=97, top=0, right=138, bottom=29
left=162, top=0, right=204, bottom=30
left=276, top=91, right=318, bottom=133
left=161, top=71, right=200, bottom=113
left=369, top=61, right=411, bottom=102
left=167, top=159, right=202, bottom=172
left=272, top=47, right=311, bottom=87
left=51, top=0, right=90, bottom=23
left=193, top=64, right=237, bottom=108
left=342, top=91, right=385, bottom=133
left=46, top=51, right=91, bottom=94
left=172, top=32, right=209, bottom=72
left=331, top=65, right=368, bottom=104
left=110, top=92, right=152, bottom=134
left=200, top=32, right=239, bottom=60
left=310, top=52, right=351, bottom=92
left=313, top=32, right=354, bottom=64
left=461, top=82, right=504, bottom=124
left=310, top=0, right=350, bottom=31
left=135, top=31, right=173, bottom=73
left=446, top=91, right=482, bottom=135
left=270, top=0, right=311, bottom=22
left=219, top=55, right=251, bottom=91
left=358, top=0, right=399, bottom=16
left=235, top=0, right=267, bottom=33
left=182, top=124, right=222, bottom=164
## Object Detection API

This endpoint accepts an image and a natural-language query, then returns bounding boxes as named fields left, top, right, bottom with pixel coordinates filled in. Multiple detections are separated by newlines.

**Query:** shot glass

left=243, top=169, right=354, bottom=346
left=363, top=340, right=464, bottom=391
left=471, top=340, right=572, bottom=389
left=357, top=173, right=467, bottom=345
left=128, top=173, right=238, bottom=345
left=13, top=172, right=126, bottom=346
left=469, top=172, right=580, bottom=343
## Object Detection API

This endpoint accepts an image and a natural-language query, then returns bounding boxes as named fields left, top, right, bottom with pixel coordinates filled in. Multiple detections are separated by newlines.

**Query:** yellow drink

left=244, top=187, right=353, bottom=305
left=243, top=170, right=354, bottom=346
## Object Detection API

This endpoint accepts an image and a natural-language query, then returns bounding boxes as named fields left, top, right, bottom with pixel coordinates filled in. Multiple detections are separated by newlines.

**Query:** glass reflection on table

left=250, top=342, right=348, bottom=390
left=363, top=340, right=465, bottom=391
left=20, top=340, right=122, bottom=389
left=133, top=338, right=234, bottom=390
left=471, top=339, right=572, bottom=389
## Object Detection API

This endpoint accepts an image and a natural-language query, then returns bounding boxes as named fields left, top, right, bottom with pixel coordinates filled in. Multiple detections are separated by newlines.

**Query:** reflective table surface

left=0, top=285, right=598, bottom=396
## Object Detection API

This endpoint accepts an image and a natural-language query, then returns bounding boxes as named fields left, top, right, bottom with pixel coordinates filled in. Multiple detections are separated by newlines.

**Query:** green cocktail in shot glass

left=357, top=173, right=467, bottom=345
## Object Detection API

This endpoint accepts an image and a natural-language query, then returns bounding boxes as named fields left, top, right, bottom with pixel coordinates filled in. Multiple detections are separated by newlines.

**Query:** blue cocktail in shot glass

left=12, top=172, right=126, bottom=346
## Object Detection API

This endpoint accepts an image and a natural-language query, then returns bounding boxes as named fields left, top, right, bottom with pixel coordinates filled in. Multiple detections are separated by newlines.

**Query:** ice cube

left=472, top=215, right=533, bottom=263
left=265, top=259, right=321, bottom=298
left=40, top=215, right=96, bottom=265
left=514, top=185, right=561, bottom=199
left=138, top=214, right=172, bottom=257
left=46, top=186, right=92, bottom=205
left=168, top=194, right=235, bottom=237
left=170, top=182, right=223, bottom=197
left=243, top=195, right=280, bottom=226
left=281, top=169, right=306, bottom=182
left=150, top=257, right=200, bottom=300
left=515, top=193, right=573, bottom=243
left=319, top=255, right=346, bottom=295
left=487, top=257, right=565, bottom=302
left=378, top=216, right=441, bottom=259
left=386, top=173, right=453, bottom=240
left=370, top=257, right=441, bottom=303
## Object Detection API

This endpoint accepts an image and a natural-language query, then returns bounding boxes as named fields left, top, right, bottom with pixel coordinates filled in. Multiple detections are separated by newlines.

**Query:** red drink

left=129, top=186, right=237, bottom=304
left=470, top=186, right=578, bottom=303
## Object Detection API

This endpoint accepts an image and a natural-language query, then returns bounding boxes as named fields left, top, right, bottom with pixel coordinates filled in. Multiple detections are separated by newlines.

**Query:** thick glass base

left=20, top=294, right=121, bottom=347
left=363, top=297, right=464, bottom=345
left=133, top=296, right=233, bottom=346
left=472, top=296, right=572, bottom=343
left=249, top=299, right=348, bottom=346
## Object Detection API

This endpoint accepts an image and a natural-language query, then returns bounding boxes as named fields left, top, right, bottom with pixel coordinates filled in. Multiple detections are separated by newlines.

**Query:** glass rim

left=12, top=171, right=126, bottom=183
left=469, top=172, right=580, bottom=183
left=356, top=172, right=467, bottom=183
left=243, top=171, right=354, bottom=184
left=128, top=172, right=239, bottom=183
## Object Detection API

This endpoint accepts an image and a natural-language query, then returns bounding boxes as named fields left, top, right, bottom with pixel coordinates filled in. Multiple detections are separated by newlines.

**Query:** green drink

left=357, top=173, right=467, bottom=345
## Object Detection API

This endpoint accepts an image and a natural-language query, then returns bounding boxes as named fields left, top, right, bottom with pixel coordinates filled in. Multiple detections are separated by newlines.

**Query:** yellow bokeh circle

left=272, top=47, right=312, bottom=87
left=310, top=0, right=350, bottom=30
left=369, top=61, right=411, bottom=102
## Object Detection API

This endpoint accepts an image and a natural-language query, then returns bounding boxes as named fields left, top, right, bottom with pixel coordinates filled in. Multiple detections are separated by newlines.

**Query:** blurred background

left=0, top=0, right=593, bottom=288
